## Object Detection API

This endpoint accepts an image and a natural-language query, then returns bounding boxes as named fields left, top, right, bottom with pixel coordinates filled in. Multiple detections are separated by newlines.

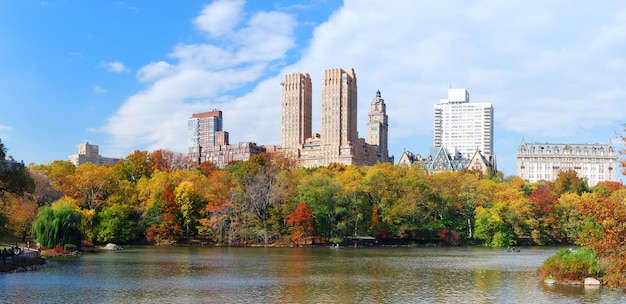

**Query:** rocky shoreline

left=0, top=257, right=47, bottom=274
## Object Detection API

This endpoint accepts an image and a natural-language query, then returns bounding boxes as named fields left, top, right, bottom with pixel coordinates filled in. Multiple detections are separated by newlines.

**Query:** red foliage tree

left=576, top=195, right=626, bottom=288
left=285, top=203, right=315, bottom=245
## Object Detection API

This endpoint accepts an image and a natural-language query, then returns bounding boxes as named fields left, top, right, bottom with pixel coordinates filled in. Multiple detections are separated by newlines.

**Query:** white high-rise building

left=434, top=88, right=493, bottom=158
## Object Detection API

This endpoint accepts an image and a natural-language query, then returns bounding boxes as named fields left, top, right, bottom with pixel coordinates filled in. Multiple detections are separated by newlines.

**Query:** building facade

left=516, top=139, right=617, bottom=186
left=188, top=110, right=264, bottom=168
left=367, top=90, right=391, bottom=163
left=434, top=88, right=493, bottom=158
left=281, top=68, right=392, bottom=168
left=68, top=142, right=120, bottom=166
left=397, top=147, right=495, bottom=174
left=280, top=73, right=312, bottom=156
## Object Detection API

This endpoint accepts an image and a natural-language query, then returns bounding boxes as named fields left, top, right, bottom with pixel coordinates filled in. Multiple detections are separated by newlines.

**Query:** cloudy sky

left=1, top=0, right=625, bottom=179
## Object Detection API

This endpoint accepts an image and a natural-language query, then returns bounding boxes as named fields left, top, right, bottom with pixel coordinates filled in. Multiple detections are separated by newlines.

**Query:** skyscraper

left=367, top=90, right=390, bottom=162
left=280, top=73, right=312, bottom=153
left=281, top=68, right=391, bottom=168
left=320, top=68, right=358, bottom=165
left=434, top=88, right=493, bottom=158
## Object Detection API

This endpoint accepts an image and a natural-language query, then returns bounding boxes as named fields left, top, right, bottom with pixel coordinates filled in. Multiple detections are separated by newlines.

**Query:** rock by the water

left=584, top=277, right=601, bottom=285
left=102, top=243, right=122, bottom=251
left=544, top=279, right=557, bottom=285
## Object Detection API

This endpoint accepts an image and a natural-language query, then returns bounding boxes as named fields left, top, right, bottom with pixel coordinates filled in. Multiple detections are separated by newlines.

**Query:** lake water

left=0, top=246, right=623, bottom=303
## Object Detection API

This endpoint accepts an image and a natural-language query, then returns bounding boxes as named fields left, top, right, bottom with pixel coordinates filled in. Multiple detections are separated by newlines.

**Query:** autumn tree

left=145, top=185, right=182, bottom=244
left=552, top=170, right=589, bottom=196
left=576, top=193, right=626, bottom=288
left=233, top=154, right=283, bottom=245
left=68, top=163, right=117, bottom=211
left=175, top=181, right=201, bottom=238
left=198, top=170, right=234, bottom=244
left=29, top=169, right=63, bottom=206
left=527, top=185, right=559, bottom=244
left=285, top=203, right=315, bottom=245
left=113, top=150, right=151, bottom=182
left=149, top=149, right=192, bottom=173
left=32, top=160, right=75, bottom=194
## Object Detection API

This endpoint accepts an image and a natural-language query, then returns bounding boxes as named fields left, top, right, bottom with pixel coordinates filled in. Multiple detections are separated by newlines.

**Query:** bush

left=539, top=248, right=604, bottom=282
left=64, top=244, right=77, bottom=252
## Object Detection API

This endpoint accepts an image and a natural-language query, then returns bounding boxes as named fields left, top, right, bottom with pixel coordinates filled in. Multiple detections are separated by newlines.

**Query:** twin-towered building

left=188, top=68, right=393, bottom=168
left=280, top=68, right=393, bottom=167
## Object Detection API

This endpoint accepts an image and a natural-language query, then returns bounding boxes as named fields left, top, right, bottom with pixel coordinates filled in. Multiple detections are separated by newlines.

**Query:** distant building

left=187, top=110, right=265, bottom=168
left=68, top=142, right=120, bottom=166
left=280, top=73, right=312, bottom=158
left=367, top=90, right=393, bottom=163
left=397, top=87, right=495, bottom=174
left=1, top=155, right=25, bottom=170
left=280, top=68, right=393, bottom=167
left=434, top=88, right=494, bottom=158
left=516, top=139, right=617, bottom=186
left=398, top=147, right=495, bottom=174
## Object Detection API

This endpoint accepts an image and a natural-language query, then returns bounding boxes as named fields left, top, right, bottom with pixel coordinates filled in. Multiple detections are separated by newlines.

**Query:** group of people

left=1, top=245, right=17, bottom=264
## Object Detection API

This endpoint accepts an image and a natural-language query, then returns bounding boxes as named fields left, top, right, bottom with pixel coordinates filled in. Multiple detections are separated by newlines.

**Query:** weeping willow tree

left=33, top=200, right=83, bottom=248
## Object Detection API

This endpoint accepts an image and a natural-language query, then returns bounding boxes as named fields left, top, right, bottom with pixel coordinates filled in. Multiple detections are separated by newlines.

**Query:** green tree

left=95, top=203, right=142, bottom=244
left=33, top=200, right=83, bottom=248
left=474, top=202, right=516, bottom=247
left=298, top=169, right=341, bottom=240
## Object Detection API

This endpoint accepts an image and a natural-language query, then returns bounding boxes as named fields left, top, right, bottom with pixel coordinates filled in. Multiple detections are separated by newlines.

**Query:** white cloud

left=101, top=0, right=295, bottom=155
left=194, top=0, right=245, bottom=38
left=101, top=61, right=130, bottom=73
left=102, top=0, right=626, bottom=176
left=136, top=61, right=174, bottom=82
left=94, top=86, right=107, bottom=94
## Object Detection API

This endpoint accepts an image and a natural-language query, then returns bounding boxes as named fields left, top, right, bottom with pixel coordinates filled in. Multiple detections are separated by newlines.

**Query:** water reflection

left=0, top=246, right=623, bottom=303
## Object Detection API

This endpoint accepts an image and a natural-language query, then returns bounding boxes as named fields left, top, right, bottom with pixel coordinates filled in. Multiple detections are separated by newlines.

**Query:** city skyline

left=1, top=1, right=625, bottom=180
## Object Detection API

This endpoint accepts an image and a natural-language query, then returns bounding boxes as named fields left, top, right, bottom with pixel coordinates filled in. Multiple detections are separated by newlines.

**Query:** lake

left=0, top=246, right=623, bottom=303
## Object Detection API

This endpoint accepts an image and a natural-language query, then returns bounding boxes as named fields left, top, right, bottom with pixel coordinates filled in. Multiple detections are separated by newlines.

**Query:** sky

left=1, top=0, right=625, bottom=180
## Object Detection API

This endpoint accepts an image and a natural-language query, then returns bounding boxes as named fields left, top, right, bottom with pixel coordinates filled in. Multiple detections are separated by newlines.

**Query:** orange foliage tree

left=285, top=203, right=315, bottom=245
left=576, top=194, right=626, bottom=288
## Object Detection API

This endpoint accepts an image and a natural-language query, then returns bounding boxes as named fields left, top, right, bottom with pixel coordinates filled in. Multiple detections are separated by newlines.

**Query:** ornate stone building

left=280, top=68, right=392, bottom=168
left=516, top=139, right=617, bottom=186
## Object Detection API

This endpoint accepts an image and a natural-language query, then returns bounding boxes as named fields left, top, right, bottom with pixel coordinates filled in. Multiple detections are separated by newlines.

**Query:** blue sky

left=1, top=1, right=625, bottom=180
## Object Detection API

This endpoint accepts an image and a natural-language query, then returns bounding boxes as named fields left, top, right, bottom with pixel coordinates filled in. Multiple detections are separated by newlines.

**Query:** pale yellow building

left=280, top=68, right=391, bottom=168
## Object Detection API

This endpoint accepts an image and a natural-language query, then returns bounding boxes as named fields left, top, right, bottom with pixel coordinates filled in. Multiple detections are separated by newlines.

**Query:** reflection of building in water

left=517, top=140, right=617, bottom=186
left=68, top=142, right=120, bottom=166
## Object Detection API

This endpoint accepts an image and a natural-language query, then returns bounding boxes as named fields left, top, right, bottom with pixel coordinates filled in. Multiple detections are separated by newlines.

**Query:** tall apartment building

left=319, top=68, right=359, bottom=165
left=68, top=142, right=120, bottom=166
left=434, top=88, right=493, bottom=158
left=188, top=110, right=263, bottom=168
left=280, top=73, right=312, bottom=155
left=367, top=90, right=391, bottom=163
left=517, top=140, right=617, bottom=186
left=281, top=68, right=391, bottom=168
